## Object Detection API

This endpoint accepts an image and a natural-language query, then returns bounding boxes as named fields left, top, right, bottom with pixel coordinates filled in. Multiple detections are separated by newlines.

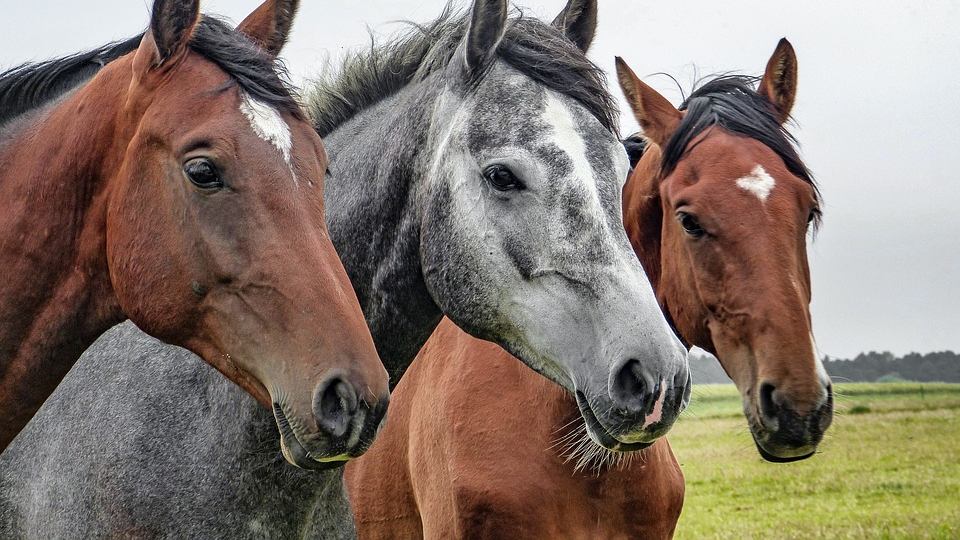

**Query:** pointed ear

left=463, top=0, right=508, bottom=76
left=551, top=0, right=597, bottom=53
left=615, top=57, right=682, bottom=148
left=237, top=0, right=299, bottom=57
left=757, top=38, right=798, bottom=124
left=146, top=0, right=200, bottom=67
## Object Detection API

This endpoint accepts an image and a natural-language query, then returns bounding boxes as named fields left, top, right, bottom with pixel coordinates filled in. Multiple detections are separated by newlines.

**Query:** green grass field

left=670, top=383, right=960, bottom=540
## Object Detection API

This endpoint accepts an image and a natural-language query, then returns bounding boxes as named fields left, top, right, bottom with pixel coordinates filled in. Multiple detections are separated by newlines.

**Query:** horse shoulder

left=600, top=439, right=685, bottom=539
left=411, top=322, right=587, bottom=539
left=346, top=330, right=433, bottom=540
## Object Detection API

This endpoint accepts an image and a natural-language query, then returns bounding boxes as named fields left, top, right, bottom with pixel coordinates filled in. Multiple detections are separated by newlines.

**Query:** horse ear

left=463, top=0, right=508, bottom=76
left=552, top=0, right=598, bottom=53
left=145, top=0, right=200, bottom=67
left=615, top=57, right=682, bottom=148
left=757, top=38, right=798, bottom=124
left=237, top=0, right=299, bottom=57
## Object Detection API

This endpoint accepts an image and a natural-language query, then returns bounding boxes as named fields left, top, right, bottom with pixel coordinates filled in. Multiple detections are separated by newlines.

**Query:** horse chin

left=575, top=391, right=655, bottom=453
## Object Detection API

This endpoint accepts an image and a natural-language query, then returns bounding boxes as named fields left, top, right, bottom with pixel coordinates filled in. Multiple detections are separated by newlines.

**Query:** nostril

left=314, top=377, right=359, bottom=439
left=759, top=382, right=779, bottom=424
left=612, top=359, right=653, bottom=413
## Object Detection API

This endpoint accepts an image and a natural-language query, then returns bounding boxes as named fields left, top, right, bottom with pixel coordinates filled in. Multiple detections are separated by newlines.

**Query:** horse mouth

left=745, top=410, right=818, bottom=463
left=272, top=403, right=351, bottom=471
left=574, top=391, right=653, bottom=452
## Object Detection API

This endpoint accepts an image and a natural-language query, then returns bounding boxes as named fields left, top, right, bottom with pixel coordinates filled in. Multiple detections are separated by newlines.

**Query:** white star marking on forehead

left=736, top=164, right=776, bottom=202
left=239, top=92, right=294, bottom=171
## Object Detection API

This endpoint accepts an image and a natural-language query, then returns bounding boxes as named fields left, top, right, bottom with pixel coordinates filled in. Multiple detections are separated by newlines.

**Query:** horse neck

left=0, top=60, right=132, bottom=447
left=322, top=83, right=444, bottom=385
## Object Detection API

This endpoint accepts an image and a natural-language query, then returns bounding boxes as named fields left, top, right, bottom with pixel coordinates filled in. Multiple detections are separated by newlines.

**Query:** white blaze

left=736, top=164, right=776, bottom=202
left=239, top=92, right=293, bottom=170
left=542, top=92, right=598, bottom=203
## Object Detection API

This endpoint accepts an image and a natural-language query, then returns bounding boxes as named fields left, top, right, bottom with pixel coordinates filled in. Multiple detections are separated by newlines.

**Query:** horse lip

left=272, top=403, right=351, bottom=471
left=574, top=391, right=654, bottom=453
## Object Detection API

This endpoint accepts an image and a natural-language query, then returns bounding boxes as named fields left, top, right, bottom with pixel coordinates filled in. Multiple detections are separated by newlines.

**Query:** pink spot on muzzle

left=642, top=379, right=667, bottom=429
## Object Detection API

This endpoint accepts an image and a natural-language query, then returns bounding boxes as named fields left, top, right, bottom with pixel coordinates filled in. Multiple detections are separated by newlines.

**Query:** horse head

left=417, top=0, right=691, bottom=450
left=618, top=40, right=832, bottom=461
left=104, top=0, right=389, bottom=468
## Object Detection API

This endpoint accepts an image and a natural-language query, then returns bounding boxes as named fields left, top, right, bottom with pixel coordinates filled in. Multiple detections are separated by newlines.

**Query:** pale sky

left=3, top=1, right=958, bottom=360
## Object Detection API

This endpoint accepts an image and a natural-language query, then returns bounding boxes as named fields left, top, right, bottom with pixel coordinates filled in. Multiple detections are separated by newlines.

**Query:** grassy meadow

left=670, top=383, right=960, bottom=540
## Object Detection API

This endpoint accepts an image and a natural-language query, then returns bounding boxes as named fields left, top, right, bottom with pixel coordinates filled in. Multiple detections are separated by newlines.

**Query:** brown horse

left=345, top=39, right=832, bottom=539
left=0, top=0, right=389, bottom=466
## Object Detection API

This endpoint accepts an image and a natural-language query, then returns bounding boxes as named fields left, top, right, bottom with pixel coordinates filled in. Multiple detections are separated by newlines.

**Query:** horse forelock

left=306, top=7, right=618, bottom=138
left=660, top=76, right=821, bottom=226
left=188, top=17, right=303, bottom=121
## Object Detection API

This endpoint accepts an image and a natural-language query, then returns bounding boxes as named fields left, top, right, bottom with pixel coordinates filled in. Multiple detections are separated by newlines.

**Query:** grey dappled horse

left=0, top=0, right=690, bottom=537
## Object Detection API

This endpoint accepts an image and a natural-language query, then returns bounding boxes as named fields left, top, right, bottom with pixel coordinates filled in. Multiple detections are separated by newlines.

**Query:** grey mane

left=306, top=8, right=618, bottom=138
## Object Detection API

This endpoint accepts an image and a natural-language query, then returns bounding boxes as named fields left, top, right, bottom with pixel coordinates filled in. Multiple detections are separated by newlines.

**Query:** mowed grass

left=670, top=383, right=960, bottom=540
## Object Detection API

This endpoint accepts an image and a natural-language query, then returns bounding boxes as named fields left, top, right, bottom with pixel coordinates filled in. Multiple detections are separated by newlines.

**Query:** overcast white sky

left=3, top=1, right=958, bottom=360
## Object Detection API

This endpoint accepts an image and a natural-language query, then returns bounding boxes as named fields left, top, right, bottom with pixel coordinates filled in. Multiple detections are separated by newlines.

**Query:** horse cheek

left=105, top=169, right=199, bottom=344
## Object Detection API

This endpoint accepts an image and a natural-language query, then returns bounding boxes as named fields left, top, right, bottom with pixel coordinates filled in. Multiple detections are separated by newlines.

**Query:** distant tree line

left=823, top=350, right=960, bottom=383
left=689, top=349, right=960, bottom=385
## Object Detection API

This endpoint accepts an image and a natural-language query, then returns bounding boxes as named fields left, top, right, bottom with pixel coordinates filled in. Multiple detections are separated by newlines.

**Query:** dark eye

left=677, top=211, right=706, bottom=238
left=807, top=207, right=821, bottom=225
left=484, top=165, right=523, bottom=191
left=184, top=159, right=224, bottom=190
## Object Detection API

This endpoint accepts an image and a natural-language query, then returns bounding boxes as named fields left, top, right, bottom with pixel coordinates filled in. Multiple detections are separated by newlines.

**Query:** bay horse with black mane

left=0, top=0, right=689, bottom=537
left=0, top=0, right=390, bottom=465
left=344, top=38, right=833, bottom=539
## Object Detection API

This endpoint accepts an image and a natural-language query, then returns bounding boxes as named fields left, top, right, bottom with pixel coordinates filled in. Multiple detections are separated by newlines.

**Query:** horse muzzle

left=272, top=374, right=389, bottom=470
left=747, top=380, right=834, bottom=462
left=575, top=366, right=691, bottom=452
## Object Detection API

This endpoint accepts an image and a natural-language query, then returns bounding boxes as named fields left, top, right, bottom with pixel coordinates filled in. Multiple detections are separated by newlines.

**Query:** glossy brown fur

left=0, top=0, right=388, bottom=460
left=347, top=319, right=684, bottom=540
left=346, top=39, right=830, bottom=539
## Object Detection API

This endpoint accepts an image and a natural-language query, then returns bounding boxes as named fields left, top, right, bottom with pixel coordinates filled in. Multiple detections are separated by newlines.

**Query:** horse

left=0, top=0, right=390, bottom=463
left=343, top=39, right=833, bottom=540
left=0, top=0, right=689, bottom=537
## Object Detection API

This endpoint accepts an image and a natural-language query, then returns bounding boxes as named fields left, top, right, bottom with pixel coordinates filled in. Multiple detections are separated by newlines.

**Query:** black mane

left=0, top=36, right=141, bottom=126
left=0, top=16, right=301, bottom=127
left=306, top=8, right=618, bottom=138
left=622, top=132, right=647, bottom=170
left=661, top=76, right=820, bottom=211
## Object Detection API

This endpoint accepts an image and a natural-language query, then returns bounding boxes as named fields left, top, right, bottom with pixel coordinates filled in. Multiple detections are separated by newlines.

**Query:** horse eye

left=184, top=159, right=224, bottom=190
left=677, top=212, right=706, bottom=238
left=807, top=207, right=821, bottom=224
left=484, top=165, right=523, bottom=191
